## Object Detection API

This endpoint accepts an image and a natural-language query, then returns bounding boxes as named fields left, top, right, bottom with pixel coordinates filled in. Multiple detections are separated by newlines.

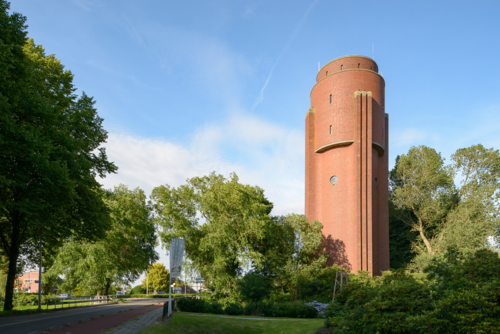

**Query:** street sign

left=35, top=280, right=39, bottom=283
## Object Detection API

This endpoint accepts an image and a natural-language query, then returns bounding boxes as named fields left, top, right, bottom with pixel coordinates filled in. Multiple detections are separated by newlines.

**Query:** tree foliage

left=391, top=144, right=500, bottom=270
left=324, top=247, right=500, bottom=333
left=256, top=214, right=327, bottom=299
left=141, top=262, right=169, bottom=293
left=389, top=156, right=418, bottom=269
left=0, top=1, right=117, bottom=310
left=236, top=271, right=271, bottom=303
left=46, top=185, right=157, bottom=296
left=151, top=172, right=274, bottom=298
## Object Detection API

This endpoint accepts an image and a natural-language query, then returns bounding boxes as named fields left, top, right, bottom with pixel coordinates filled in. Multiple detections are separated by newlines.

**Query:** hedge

left=176, top=298, right=318, bottom=318
left=13, top=293, right=61, bottom=307
left=117, top=293, right=196, bottom=299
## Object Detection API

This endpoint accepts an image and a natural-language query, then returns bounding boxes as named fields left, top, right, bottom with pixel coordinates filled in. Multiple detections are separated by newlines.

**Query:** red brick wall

left=305, top=55, right=389, bottom=275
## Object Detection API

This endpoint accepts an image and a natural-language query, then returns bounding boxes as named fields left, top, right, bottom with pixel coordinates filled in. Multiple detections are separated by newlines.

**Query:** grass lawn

left=142, top=312, right=325, bottom=334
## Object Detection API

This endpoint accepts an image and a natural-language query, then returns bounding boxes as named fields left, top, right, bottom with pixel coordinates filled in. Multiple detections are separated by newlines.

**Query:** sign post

left=38, top=241, right=43, bottom=310
left=168, top=238, right=184, bottom=317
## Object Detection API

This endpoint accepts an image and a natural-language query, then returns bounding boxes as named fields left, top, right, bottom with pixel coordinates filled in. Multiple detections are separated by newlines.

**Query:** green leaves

left=0, top=1, right=118, bottom=310
left=325, top=247, right=500, bottom=333
left=46, top=185, right=157, bottom=296
left=152, top=172, right=273, bottom=298
left=390, top=145, right=500, bottom=270
left=142, top=263, right=169, bottom=293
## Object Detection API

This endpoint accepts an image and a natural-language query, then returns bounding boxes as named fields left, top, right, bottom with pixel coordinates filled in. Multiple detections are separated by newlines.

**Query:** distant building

left=15, top=271, right=41, bottom=293
left=15, top=271, right=58, bottom=294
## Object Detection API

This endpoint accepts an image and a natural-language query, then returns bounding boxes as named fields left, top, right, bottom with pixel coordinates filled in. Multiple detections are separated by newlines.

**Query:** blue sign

left=35, top=280, right=39, bottom=283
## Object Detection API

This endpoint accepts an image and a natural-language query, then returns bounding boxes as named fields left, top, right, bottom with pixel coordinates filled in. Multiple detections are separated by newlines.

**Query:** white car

left=58, top=294, right=71, bottom=299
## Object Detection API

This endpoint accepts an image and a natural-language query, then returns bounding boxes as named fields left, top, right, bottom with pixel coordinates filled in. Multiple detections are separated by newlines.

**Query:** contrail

left=252, top=0, right=320, bottom=111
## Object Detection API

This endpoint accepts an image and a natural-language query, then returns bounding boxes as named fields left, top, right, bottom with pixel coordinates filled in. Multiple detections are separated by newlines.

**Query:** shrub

left=177, top=297, right=206, bottom=313
left=130, top=285, right=145, bottom=294
left=224, top=303, right=244, bottom=315
left=13, top=293, right=60, bottom=307
left=117, top=293, right=195, bottom=299
left=236, top=271, right=270, bottom=303
left=176, top=297, right=318, bottom=318
left=325, top=247, right=500, bottom=333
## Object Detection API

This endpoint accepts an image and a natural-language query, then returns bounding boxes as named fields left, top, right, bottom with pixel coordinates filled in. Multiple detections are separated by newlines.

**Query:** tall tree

left=141, top=263, right=169, bottom=293
left=151, top=172, right=274, bottom=298
left=260, top=214, right=327, bottom=297
left=389, top=156, right=418, bottom=269
left=0, top=1, right=118, bottom=310
left=46, top=185, right=157, bottom=296
left=391, top=145, right=500, bottom=270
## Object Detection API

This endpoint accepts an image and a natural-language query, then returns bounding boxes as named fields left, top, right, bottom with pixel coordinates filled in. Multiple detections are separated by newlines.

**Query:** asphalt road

left=0, top=298, right=169, bottom=334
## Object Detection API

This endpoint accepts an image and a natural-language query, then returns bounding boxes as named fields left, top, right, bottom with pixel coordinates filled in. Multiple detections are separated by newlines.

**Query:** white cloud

left=99, top=112, right=304, bottom=287
left=98, top=113, right=304, bottom=215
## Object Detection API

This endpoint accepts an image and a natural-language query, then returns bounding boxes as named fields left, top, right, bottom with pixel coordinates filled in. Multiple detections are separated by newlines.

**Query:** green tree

left=389, top=156, right=418, bottom=269
left=251, top=214, right=327, bottom=300
left=151, top=172, right=274, bottom=298
left=392, top=145, right=500, bottom=270
left=236, top=271, right=271, bottom=303
left=46, top=185, right=157, bottom=296
left=142, top=262, right=169, bottom=293
left=0, top=1, right=118, bottom=310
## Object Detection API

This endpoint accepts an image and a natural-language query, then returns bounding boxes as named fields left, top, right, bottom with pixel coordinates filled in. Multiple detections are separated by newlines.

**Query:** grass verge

left=141, top=312, right=324, bottom=334
left=0, top=301, right=118, bottom=317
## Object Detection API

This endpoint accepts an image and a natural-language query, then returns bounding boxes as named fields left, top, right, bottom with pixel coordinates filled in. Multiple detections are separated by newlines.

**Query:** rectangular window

left=341, top=65, right=343, bottom=70
left=15, top=279, right=20, bottom=285
left=330, top=125, right=332, bottom=135
left=326, top=71, right=328, bottom=76
left=25, top=279, right=31, bottom=284
left=329, top=94, right=332, bottom=104
left=358, top=63, right=360, bottom=68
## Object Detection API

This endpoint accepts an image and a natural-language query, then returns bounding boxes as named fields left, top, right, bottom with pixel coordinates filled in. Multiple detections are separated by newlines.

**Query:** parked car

left=58, top=294, right=71, bottom=299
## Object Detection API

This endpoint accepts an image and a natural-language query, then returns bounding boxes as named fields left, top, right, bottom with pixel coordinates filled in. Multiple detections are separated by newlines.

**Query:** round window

left=330, top=176, right=338, bottom=184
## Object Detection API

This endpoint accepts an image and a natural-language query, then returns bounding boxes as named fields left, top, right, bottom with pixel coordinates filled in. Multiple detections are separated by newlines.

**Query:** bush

left=256, top=301, right=318, bottom=318
left=177, top=297, right=206, bottom=313
left=324, top=247, right=500, bottom=333
left=130, top=285, right=145, bottom=294
left=236, top=271, right=270, bottom=303
left=177, top=297, right=318, bottom=318
left=13, top=293, right=60, bottom=307
left=117, top=293, right=195, bottom=299
left=224, top=302, right=244, bottom=315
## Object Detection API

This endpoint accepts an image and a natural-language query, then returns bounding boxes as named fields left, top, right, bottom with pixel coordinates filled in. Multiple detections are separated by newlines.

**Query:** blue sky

left=12, top=0, right=500, bottom=285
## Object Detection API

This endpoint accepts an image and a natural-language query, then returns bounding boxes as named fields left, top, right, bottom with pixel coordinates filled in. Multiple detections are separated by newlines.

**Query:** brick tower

left=305, top=55, right=389, bottom=275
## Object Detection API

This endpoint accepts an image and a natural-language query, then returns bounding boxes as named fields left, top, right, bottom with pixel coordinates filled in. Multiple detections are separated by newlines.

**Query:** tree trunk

left=416, top=218, right=433, bottom=255
left=4, top=218, right=21, bottom=311
left=104, top=279, right=111, bottom=296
